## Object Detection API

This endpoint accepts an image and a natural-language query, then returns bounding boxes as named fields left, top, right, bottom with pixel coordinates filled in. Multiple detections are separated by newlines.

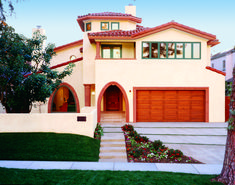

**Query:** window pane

left=185, top=43, right=192, bottom=58
left=143, top=43, right=150, bottom=58
left=103, top=47, right=111, bottom=58
left=86, top=23, right=91, bottom=31
left=193, top=43, right=200, bottom=58
left=151, top=43, right=158, bottom=58
left=101, top=22, right=109, bottom=30
left=160, top=43, right=167, bottom=58
left=176, top=43, right=183, bottom=58
left=113, top=47, right=121, bottom=58
left=112, top=23, right=119, bottom=30
left=168, top=43, right=175, bottom=58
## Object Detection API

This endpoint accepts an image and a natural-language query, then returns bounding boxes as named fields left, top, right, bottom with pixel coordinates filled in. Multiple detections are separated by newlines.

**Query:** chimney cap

left=36, top=25, right=42, bottom=29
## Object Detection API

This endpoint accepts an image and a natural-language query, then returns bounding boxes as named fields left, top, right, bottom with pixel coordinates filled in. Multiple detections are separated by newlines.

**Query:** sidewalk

left=0, top=161, right=222, bottom=175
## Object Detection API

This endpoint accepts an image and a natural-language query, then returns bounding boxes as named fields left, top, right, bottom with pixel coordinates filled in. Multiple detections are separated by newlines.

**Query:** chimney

left=125, top=4, right=136, bottom=16
left=32, top=26, right=46, bottom=49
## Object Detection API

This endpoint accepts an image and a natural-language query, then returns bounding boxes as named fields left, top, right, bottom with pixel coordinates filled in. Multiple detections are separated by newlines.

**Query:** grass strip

left=0, top=133, right=100, bottom=161
left=0, top=168, right=223, bottom=185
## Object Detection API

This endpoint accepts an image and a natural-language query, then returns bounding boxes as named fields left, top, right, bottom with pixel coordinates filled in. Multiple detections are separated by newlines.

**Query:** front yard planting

left=0, top=132, right=100, bottom=161
left=122, top=124, right=201, bottom=163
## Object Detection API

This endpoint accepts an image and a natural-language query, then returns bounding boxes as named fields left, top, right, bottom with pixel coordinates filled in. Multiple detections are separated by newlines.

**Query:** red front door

left=106, top=85, right=121, bottom=111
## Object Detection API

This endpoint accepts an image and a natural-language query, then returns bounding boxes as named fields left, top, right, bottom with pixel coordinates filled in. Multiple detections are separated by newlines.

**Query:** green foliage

left=225, top=81, right=232, bottom=96
left=94, top=123, right=104, bottom=140
left=168, top=149, right=183, bottom=158
left=152, top=140, right=163, bottom=150
left=121, top=124, right=134, bottom=132
left=0, top=24, right=74, bottom=112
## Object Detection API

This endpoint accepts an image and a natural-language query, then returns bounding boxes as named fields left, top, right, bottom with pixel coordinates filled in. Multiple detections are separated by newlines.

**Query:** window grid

left=142, top=42, right=201, bottom=59
left=101, top=45, right=122, bottom=59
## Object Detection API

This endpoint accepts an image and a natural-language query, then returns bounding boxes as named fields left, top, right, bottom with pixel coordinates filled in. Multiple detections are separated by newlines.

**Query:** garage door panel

left=136, top=89, right=205, bottom=122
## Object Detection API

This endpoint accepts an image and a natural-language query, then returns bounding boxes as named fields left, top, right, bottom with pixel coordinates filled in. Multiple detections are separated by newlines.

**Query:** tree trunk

left=212, top=68, right=235, bottom=185
left=213, top=130, right=235, bottom=185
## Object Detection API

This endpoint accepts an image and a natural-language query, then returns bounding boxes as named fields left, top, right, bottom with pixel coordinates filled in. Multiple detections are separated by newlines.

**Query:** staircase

left=99, top=125, right=127, bottom=162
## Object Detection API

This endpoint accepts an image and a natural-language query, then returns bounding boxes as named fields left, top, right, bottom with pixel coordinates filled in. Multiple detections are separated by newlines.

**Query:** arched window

left=70, top=55, right=76, bottom=61
left=52, top=86, right=76, bottom=112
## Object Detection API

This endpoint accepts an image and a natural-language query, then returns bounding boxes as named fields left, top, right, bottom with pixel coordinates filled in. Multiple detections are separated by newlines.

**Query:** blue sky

left=5, top=0, right=235, bottom=54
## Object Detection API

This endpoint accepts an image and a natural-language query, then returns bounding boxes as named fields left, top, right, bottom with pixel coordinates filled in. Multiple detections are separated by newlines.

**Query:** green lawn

left=0, top=133, right=100, bottom=161
left=0, top=168, right=223, bottom=185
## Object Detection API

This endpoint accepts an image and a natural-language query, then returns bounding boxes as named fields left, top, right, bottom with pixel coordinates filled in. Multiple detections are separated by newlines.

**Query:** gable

left=137, top=28, right=208, bottom=43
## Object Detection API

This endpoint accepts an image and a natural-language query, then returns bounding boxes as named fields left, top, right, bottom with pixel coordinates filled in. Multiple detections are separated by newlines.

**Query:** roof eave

left=77, top=15, right=142, bottom=32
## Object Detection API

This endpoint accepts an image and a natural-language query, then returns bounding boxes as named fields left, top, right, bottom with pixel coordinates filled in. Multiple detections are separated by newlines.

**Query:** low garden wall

left=0, top=107, right=97, bottom=138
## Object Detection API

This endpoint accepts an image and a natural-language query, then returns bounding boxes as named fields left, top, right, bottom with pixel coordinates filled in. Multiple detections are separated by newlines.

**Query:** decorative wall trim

left=206, top=66, right=226, bottom=76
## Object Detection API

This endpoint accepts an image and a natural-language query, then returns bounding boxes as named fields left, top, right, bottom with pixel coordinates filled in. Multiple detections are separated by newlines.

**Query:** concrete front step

left=99, top=158, right=127, bottom=162
left=99, top=153, right=127, bottom=159
left=101, top=133, right=125, bottom=139
left=146, top=135, right=226, bottom=145
left=100, top=147, right=126, bottom=153
left=103, top=127, right=123, bottom=133
left=101, top=143, right=126, bottom=147
left=101, top=139, right=125, bottom=142
left=135, top=128, right=227, bottom=136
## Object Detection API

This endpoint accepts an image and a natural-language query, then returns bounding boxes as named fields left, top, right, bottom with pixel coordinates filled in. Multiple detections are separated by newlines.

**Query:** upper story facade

left=65, top=5, right=219, bottom=85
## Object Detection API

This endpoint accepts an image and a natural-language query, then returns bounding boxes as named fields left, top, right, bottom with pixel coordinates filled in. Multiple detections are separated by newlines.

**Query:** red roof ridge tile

left=77, top=12, right=142, bottom=31
left=54, top=39, right=83, bottom=52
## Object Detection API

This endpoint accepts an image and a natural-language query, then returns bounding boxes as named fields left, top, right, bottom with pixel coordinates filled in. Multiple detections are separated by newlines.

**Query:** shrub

left=94, top=123, right=103, bottom=140
left=168, top=149, right=183, bottom=158
left=129, top=130, right=139, bottom=138
left=152, top=140, right=163, bottom=150
left=129, top=148, right=143, bottom=158
left=121, top=124, right=134, bottom=132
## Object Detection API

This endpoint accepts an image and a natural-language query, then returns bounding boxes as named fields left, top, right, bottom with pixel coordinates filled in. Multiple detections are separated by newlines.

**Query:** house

left=211, top=48, right=235, bottom=82
left=16, top=5, right=227, bottom=122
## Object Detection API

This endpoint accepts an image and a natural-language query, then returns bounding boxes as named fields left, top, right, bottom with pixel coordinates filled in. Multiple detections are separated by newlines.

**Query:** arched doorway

left=48, top=83, right=80, bottom=113
left=97, top=82, right=129, bottom=123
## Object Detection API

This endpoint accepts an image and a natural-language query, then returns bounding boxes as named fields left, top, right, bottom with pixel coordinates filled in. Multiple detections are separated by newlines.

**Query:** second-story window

left=101, top=22, right=109, bottom=30
left=101, top=45, right=122, bottom=59
left=142, top=42, right=201, bottom=59
left=86, top=22, right=91, bottom=31
left=111, top=22, right=119, bottom=30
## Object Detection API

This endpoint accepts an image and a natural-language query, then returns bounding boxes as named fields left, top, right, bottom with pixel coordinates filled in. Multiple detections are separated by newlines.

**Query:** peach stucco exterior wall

left=84, top=20, right=137, bottom=33
left=31, top=44, right=85, bottom=113
left=0, top=107, right=97, bottom=138
left=95, top=29, right=225, bottom=122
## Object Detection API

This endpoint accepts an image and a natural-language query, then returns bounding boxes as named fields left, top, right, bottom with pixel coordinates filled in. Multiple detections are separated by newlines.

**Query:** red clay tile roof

left=88, top=21, right=219, bottom=47
left=54, top=39, right=83, bottom=52
left=77, top=12, right=142, bottom=31
left=88, top=25, right=149, bottom=37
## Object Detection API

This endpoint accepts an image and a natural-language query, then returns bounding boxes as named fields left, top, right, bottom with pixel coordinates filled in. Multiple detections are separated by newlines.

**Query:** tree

left=0, top=23, right=74, bottom=113
left=0, top=0, right=15, bottom=21
left=212, top=68, right=235, bottom=185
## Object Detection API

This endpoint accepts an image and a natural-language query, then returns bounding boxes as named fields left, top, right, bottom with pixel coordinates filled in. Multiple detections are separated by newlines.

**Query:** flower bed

left=94, top=123, right=103, bottom=140
left=122, top=124, right=202, bottom=163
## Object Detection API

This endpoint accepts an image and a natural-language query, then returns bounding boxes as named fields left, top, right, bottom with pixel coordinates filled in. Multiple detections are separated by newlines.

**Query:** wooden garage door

left=136, top=90, right=205, bottom=122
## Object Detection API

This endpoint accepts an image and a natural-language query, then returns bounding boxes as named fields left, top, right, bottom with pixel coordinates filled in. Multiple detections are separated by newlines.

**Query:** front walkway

left=0, top=161, right=223, bottom=175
